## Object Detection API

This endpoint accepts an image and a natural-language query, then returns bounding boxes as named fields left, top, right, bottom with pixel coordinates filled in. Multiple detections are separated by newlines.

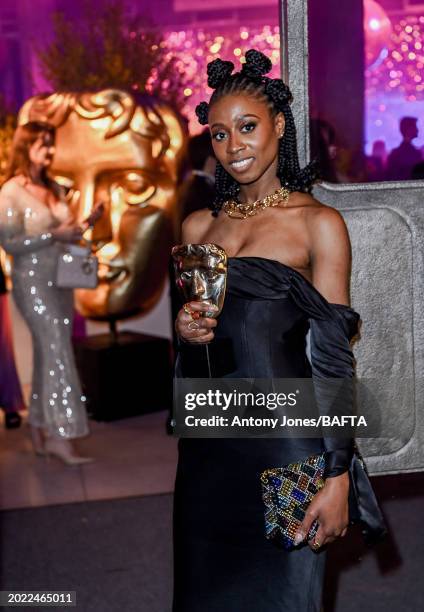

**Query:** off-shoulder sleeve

left=0, top=190, right=54, bottom=255
left=289, top=273, right=360, bottom=478
left=275, top=265, right=386, bottom=543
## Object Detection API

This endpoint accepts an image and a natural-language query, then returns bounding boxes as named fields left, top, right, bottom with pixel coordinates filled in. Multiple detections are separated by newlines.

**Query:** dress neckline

left=12, top=178, right=64, bottom=213
left=228, top=256, right=354, bottom=312
left=228, top=255, right=306, bottom=282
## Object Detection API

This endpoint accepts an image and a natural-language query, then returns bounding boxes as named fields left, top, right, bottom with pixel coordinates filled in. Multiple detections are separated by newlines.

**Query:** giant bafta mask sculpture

left=18, top=90, right=187, bottom=321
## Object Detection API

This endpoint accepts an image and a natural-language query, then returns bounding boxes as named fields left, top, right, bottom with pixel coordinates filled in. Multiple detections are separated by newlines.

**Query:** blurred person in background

left=371, top=140, right=387, bottom=167
left=386, top=116, right=422, bottom=181
left=310, top=118, right=338, bottom=183
left=366, top=140, right=387, bottom=182
left=0, top=121, right=102, bottom=464
left=178, top=129, right=216, bottom=222
left=0, top=258, right=25, bottom=428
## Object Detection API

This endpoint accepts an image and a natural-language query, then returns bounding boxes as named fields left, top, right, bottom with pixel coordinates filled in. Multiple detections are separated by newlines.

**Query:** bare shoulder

left=289, top=195, right=352, bottom=303
left=181, top=208, right=214, bottom=243
left=1, top=177, right=22, bottom=196
left=303, top=201, right=352, bottom=285
left=298, top=194, right=350, bottom=244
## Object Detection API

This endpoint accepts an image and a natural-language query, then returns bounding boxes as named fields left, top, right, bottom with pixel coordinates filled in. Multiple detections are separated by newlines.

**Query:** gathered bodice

left=224, top=256, right=359, bottom=375
left=214, top=267, right=310, bottom=378
left=178, top=256, right=359, bottom=381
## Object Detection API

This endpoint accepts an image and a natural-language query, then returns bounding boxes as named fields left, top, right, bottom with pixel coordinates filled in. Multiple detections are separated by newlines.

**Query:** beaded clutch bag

left=260, top=452, right=326, bottom=550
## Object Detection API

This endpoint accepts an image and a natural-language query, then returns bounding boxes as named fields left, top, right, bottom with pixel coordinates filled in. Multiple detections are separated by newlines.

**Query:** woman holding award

left=173, top=50, right=383, bottom=611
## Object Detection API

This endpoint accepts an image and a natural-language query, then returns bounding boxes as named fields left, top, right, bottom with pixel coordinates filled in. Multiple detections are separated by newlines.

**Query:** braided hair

left=195, top=49, right=317, bottom=217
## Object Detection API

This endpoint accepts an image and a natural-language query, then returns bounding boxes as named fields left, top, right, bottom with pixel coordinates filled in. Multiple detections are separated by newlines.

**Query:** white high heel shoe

left=44, top=437, right=94, bottom=466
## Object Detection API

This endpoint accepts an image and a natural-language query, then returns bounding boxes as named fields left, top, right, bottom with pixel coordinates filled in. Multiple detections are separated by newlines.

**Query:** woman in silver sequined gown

left=0, top=122, right=93, bottom=463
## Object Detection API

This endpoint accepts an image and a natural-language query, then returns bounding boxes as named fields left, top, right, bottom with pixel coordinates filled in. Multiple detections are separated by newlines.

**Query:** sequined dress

left=0, top=181, right=88, bottom=439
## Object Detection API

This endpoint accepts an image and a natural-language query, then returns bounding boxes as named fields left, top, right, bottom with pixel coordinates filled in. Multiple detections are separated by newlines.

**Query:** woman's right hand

left=51, top=221, right=84, bottom=243
left=175, top=301, right=218, bottom=344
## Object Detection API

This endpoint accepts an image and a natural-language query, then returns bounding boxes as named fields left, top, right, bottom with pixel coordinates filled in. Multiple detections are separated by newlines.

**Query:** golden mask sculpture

left=18, top=90, right=187, bottom=321
left=172, top=243, right=227, bottom=318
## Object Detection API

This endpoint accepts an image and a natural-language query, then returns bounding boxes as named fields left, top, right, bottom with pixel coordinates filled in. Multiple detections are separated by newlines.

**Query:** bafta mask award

left=171, top=243, right=227, bottom=319
left=18, top=89, right=186, bottom=321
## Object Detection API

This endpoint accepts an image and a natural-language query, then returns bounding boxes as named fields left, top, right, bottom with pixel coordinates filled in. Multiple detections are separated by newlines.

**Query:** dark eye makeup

left=211, top=121, right=257, bottom=142
left=240, top=121, right=257, bottom=132
left=212, top=130, right=227, bottom=142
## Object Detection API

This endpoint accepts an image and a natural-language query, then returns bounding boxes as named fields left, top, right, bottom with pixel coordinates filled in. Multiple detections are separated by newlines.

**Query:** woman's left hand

left=83, top=202, right=105, bottom=228
left=294, top=471, right=350, bottom=550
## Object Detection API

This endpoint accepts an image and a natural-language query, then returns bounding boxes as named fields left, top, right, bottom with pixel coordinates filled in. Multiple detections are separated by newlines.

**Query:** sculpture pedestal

left=73, top=332, right=172, bottom=421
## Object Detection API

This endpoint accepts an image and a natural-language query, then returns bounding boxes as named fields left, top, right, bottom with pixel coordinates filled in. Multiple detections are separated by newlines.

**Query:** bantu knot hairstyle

left=241, top=49, right=272, bottom=78
left=194, top=49, right=318, bottom=216
left=195, top=101, right=209, bottom=126
left=207, top=59, right=234, bottom=88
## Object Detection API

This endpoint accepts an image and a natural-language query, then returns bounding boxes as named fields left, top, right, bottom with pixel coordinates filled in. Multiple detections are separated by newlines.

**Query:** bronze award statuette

left=172, top=243, right=228, bottom=376
left=171, top=243, right=227, bottom=319
left=18, top=89, right=187, bottom=322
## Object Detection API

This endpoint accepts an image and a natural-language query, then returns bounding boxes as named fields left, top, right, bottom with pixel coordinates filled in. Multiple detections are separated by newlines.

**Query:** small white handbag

left=56, top=243, right=99, bottom=289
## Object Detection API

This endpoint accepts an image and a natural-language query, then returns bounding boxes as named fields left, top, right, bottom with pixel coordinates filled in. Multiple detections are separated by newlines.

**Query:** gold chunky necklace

left=222, top=186, right=290, bottom=219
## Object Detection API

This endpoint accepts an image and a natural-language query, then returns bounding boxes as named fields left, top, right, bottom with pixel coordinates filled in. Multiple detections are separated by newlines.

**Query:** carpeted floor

left=0, top=494, right=173, bottom=612
left=323, top=472, right=424, bottom=612
left=1, top=473, right=423, bottom=612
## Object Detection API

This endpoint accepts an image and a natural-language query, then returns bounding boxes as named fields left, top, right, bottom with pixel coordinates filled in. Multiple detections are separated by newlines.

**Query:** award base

left=73, top=332, right=172, bottom=421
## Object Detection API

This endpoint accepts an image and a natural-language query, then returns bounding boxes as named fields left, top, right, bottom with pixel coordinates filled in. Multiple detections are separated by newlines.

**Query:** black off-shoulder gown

left=173, top=257, right=359, bottom=612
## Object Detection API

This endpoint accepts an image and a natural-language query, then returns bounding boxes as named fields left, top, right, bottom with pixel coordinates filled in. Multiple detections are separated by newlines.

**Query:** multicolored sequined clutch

left=260, top=453, right=326, bottom=550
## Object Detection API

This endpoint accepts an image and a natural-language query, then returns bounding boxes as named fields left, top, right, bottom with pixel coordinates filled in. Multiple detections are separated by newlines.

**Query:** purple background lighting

left=365, top=8, right=424, bottom=153
left=0, top=0, right=423, bottom=167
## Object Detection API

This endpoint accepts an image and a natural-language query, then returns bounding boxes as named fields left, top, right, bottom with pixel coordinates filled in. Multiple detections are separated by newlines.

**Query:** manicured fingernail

left=294, top=531, right=305, bottom=546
